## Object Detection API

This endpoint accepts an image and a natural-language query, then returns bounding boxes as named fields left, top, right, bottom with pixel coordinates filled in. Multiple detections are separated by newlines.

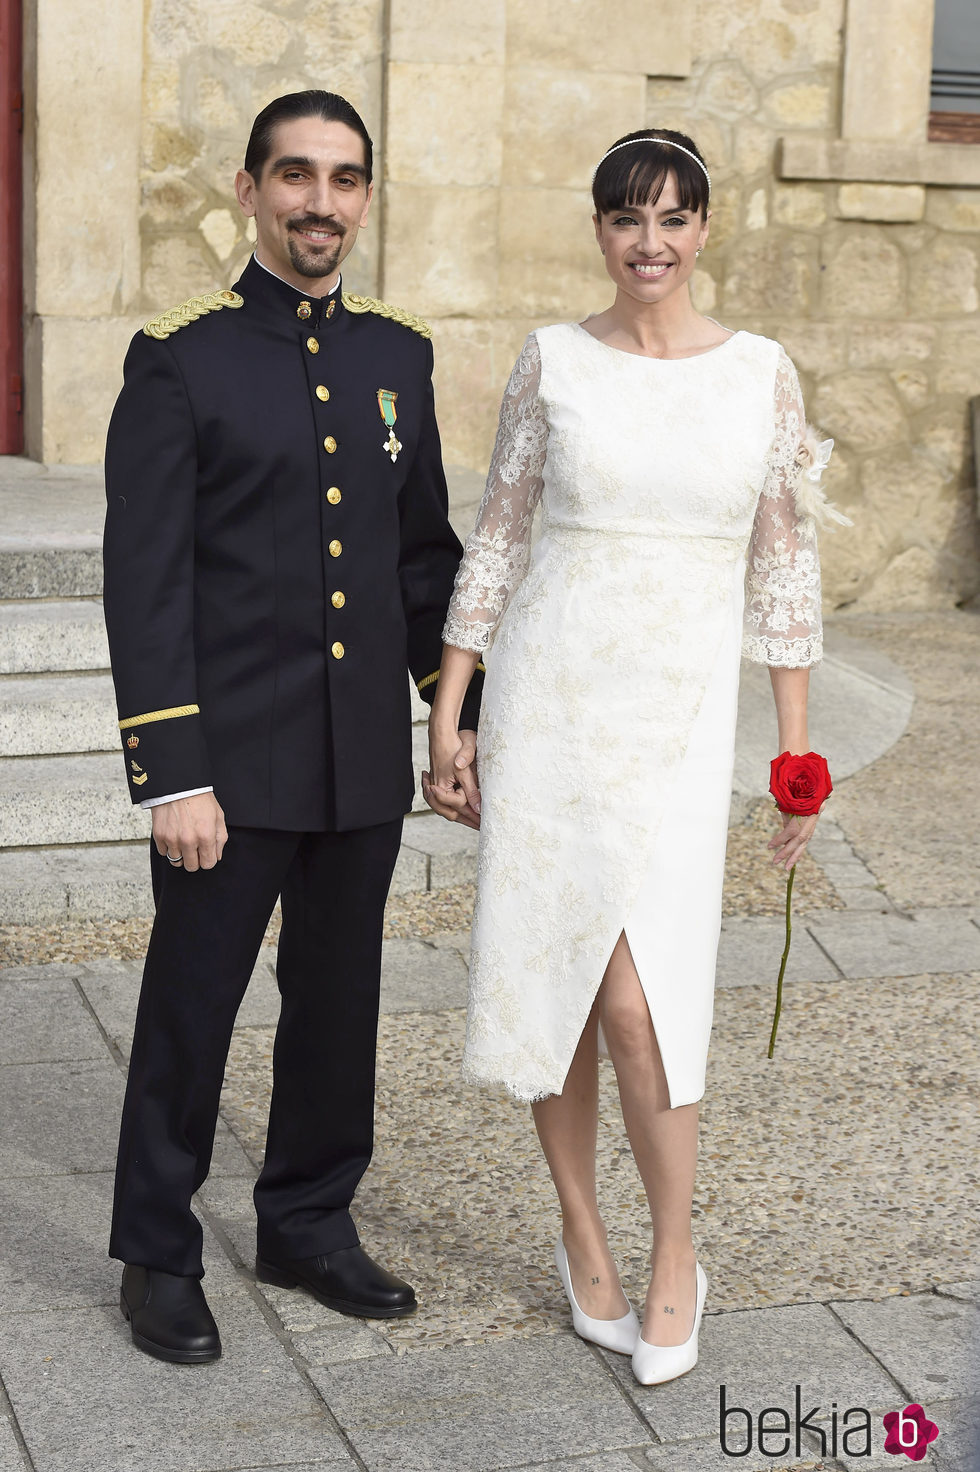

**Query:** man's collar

left=252, top=252, right=340, bottom=296
left=234, top=254, right=344, bottom=329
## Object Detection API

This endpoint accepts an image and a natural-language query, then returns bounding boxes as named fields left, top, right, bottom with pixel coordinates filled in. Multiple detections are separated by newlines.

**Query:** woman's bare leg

left=598, top=932, right=699, bottom=1347
left=530, top=1001, right=630, bottom=1319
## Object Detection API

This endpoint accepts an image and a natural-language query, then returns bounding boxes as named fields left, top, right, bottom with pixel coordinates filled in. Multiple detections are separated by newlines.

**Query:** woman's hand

left=767, top=807, right=820, bottom=872
left=422, top=724, right=481, bottom=829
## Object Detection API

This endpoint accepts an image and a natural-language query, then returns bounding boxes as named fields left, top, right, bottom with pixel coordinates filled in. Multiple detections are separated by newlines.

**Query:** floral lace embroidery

left=741, top=349, right=824, bottom=668
left=442, top=335, right=546, bottom=651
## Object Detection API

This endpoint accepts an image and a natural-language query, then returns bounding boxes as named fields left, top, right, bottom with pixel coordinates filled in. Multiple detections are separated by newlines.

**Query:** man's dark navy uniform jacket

left=103, top=255, right=483, bottom=831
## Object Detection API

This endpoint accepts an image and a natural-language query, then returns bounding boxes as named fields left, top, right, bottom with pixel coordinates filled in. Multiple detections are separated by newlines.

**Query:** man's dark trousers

left=109, top=818, right=402, bottom=1278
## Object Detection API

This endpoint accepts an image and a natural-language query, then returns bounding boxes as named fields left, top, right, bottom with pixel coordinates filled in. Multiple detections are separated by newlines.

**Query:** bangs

left=592, top=138, right=709, bottom=218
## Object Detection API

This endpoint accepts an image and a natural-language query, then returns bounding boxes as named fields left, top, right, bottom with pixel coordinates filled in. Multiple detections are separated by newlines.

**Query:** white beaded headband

left=592, top=137, right=711, bottom=193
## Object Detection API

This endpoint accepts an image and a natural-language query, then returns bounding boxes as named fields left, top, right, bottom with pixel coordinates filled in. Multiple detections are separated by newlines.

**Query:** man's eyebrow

left=269, top=155, right=367, bottom=178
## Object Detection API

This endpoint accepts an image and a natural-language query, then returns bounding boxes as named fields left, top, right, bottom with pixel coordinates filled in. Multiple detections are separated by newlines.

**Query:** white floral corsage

left=793, top=428, right=852, bottom=531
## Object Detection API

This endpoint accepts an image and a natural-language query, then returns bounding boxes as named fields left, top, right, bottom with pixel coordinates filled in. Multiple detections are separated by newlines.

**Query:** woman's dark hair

left=244, top=90, right=373, bottom=182
left=592, top=129, right=709, bottom=218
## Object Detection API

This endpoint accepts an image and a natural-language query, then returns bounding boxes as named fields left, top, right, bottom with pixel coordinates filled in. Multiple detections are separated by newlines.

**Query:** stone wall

left=20, top=0, right=980, bottom=609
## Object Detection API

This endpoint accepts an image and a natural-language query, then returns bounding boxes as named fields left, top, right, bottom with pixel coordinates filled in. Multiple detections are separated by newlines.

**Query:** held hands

left=422, top=726, right=481, bottom=829
left=151, top=792, right=228, bottom=872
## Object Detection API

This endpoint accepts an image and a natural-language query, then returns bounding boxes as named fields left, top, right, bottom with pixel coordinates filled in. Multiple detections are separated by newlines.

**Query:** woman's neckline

left=571, top=318, right=742, bottom=362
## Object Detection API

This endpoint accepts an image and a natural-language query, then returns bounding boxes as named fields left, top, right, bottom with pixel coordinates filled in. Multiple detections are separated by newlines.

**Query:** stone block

left=764, top=82, right=832, bottom=129
left=498, top=187, right=609, bottom=320
left=140, top=171, right=206, bottom=230
left=0, top=844, right=152, bottom=925
left=832, top=1293, right=980, bottom=1401
left=31, top=0, right=142, bottom=317
left=290, top=1322, right=393, bottom=1366
left=772, top=184, right=828, bottom=228
left=805, top=907, right=980, bottom=978
left=315, top=1333, right=643, bottom=1471
left=837, top=183, right=926, bottom=223
left=503, top=68, right=646, bottom=192
left=382, top=184, right=500, bottom=318
left=848, top=322, right=935, bottom=368
left=380, top=937, right=469, bottom=1013
left=841, top=0, right=934, bottom=144
left=28, top=316, right=143, bottom=465
left=0, top=600, right=109, bottom=675
left=820, top=229, right=905, bottom=318
left=389, top=0, right=504, bottom=64
left=732, top=117, right=774, bottom=175
left=430, top=317, right=498, bottom=471
left=699, top=59, right=759, bottom=117
left=506, top=0, right=691, bottom=77
left=389, top=842, right=428, bottom=895
left=0, top=1172, right=240, bottom=1313
left=856, top=546, right=960, bottom=612
left=0, top=1300, right=348, bottom=1472
left=859, top=447, right=951, bottom=536
left=908, top=239, right=979, bottom=316
left=386, top=62, right=505, bottom=188
left=603, top=1301, right=900, bottom=1443
left=142, top=232, right=217, bottom=312
left=0, top=975, right=106, bottom=1066
left=0, top=673, right=118, bottom=756
left=722, top=234, right=816, bottom=315
left=813, top=371, right=908, bottom=453
left=0, top=1419, right=24, bottom=1472
left=401, top=811, right=480, bottom=884
left=715, top=915, right=841, bottom=989
left=0, top=1057, right=125, bottom=1176
left=0, top=754, right=149, bottom=847
left=926, top=187, right=980, bottom=233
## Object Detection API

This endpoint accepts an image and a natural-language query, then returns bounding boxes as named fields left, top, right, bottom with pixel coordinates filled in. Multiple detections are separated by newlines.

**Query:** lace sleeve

left=442, top=335, right=547, bottom=652
left=742, top=348, right=833, bottom=668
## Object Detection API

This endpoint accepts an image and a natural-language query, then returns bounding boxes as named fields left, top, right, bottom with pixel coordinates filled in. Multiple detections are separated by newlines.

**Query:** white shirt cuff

left=140, top=786, right=214, bottom=810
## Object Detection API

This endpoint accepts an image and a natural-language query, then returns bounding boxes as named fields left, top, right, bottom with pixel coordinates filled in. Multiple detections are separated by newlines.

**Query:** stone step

left=0, top=754, right=149, bottom=847
left=0, top=812, right=478, bottom=924
left=0, top=599, right=109, bottom=674
left=0, top=673, right=118, bottom=756
left=0, top=460, right=105, bottom=599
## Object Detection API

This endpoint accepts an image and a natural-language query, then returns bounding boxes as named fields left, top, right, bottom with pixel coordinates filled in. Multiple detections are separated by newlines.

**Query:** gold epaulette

left=143, top=290, right=245, bottom=341
left=342, top=292, right=432, bottom=340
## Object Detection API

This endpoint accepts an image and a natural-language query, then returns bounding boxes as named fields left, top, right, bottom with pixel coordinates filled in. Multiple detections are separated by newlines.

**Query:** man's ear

left=235, top=169, right=257, bottom=219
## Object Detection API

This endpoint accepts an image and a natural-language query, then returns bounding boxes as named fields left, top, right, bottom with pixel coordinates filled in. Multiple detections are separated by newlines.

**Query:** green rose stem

left=768, top=861, right=796, bottom=1059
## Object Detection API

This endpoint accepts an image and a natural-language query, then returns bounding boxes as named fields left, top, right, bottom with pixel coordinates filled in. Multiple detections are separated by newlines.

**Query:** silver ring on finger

left=166, top=852, right=183, bottom=866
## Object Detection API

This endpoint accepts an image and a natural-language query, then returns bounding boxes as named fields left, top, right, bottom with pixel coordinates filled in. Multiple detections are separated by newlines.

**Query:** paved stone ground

left=1, top=611, right=979, bottom=1472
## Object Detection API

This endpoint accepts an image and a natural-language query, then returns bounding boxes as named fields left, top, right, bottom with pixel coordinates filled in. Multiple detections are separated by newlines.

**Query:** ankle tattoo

left=591, top=1275, right=601, bottom=1285
left=664, top=1305, right=675, bottom=1314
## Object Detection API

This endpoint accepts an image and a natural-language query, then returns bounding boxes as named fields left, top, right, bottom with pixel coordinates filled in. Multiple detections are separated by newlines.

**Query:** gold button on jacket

left=329, top=539, right=342, bottom=557
left=323, top=436, right=337, bottom=453
left=306, top=336, right=319, bottom=354
left=315, top=385, right=329, bottom=401
left=331, top=590, right=346, bottom=608
left=326, top=487, right=342, bottom=504
left=331, top=641, right=345, bottom=659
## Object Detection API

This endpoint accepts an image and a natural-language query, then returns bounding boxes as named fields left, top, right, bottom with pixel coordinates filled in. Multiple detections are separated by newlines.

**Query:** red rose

left=769, top=751, right=833, bottom=816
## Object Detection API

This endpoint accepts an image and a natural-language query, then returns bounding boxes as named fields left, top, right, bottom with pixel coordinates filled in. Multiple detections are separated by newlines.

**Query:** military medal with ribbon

left=377, top=389, right=402, bottom=463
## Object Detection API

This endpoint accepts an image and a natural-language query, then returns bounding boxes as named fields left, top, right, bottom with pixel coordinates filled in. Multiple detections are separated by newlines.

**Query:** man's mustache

left=288, top=217, right=346, bottom=238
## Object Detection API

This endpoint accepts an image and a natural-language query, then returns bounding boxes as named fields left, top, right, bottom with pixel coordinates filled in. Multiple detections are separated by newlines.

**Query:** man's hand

left=422, top=727, right=481, bottom=830
left=151, top=792, right=228, bottom=872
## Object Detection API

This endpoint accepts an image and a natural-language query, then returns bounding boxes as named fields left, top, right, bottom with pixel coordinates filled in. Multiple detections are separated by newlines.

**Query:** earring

left=696, top=247, right=703, bottom=256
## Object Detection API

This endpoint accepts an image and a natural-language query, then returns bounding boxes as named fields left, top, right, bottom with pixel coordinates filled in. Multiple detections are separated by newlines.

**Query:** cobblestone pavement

left=1, top=612, right=978, bottom=1472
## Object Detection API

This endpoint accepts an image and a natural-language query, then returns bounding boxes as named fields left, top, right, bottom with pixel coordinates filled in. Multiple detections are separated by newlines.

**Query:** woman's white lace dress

left=443, top=323, right=825, bottom=1107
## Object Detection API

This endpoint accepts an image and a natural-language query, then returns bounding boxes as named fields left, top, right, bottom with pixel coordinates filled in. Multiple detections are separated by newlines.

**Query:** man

left=102, top=90, right=483, bottom=1364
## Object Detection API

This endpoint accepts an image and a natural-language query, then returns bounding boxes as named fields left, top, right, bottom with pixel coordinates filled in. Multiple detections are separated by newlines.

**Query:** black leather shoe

left=255, top=1245, right=417, bottom=1319
left=120, top=1265, right=222, bottom=1363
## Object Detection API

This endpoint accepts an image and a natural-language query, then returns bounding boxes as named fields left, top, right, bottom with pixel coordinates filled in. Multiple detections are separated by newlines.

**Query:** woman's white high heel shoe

left=632, top=1261, right=707, bottom=1386
left=554, top=1239, right=640, bottom=1355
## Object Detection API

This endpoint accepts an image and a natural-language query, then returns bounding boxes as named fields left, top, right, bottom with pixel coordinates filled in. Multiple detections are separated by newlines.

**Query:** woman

left=423, top=129, right=837, bottom=1386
